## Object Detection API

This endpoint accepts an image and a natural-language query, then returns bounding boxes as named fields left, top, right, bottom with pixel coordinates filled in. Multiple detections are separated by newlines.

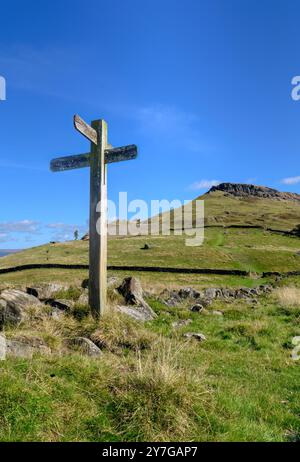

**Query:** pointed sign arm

left=50, top=153, right=90, bottom=172
left=74, top=114, right=98, bottom=144
left=105, top=144, right=137, bottom=164
left=50, top=145, right=138, bottom=172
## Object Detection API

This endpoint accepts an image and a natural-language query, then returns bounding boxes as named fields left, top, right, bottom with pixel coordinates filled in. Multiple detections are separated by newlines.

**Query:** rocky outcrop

left=208, top=182, right=300, bottom=202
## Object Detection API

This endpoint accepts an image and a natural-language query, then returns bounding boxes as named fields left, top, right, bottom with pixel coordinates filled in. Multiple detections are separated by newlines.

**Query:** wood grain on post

left=89, top=119, right=107, bottom=317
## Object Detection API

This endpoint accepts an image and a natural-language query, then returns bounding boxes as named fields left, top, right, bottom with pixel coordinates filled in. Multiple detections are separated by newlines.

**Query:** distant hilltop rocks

left=208, top=183, right=300, bottom=202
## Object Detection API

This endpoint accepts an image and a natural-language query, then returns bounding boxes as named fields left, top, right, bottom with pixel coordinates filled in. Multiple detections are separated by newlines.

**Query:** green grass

left=197, top=190, right=300, bottom=230
left=0, top=289, right=299, bottom=442
left=0, top=190, right=299, bottom=441
left=1, top=227, right=299, bottom=279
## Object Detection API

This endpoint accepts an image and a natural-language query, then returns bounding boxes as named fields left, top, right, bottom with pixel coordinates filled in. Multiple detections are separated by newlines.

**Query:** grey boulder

left=178, top=287, right=201, bottom=299
left=117, top=277, right=157, bottom=320
left=26, top=283, right=67, bottom=300
left=0, top=289, right=43, bottom=327
left=67, top=337, right=102, bottom=357
left=117, top=304, right=156, bottom=322
left=6, top=337, right=51, bottom=359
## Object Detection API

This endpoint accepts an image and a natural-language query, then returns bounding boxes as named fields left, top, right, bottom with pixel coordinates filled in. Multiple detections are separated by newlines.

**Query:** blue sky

left=0, top=0, right=300, bottom=248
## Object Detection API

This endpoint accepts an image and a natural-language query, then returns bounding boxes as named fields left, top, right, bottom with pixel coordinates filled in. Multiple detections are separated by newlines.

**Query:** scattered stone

left=172, top=319, right=192, bottom=328
left=204, top=288, right=219, bottom=299
left=67, top=337, right=102, bottom=357
left=117, top=277, right=144, bottom=305
left=0, top=334, right=6, bottom=360
left=178, top=287, right=201, bottom=299
left=183, top=332, right=207, bottom=342
left=5, top=337, right=51, bottom=359
left=6, top=339, right=34, bottom=359
left=221, top=288, right=236, bottom=298
left=198, top=298, right=212, bottom=308
left=77, top=292, right=88, bottom=305
left=45, top=299, right=74, bottom=312
left=236, top=290, right=248, bottom=299
left=117, top=304, right=156, bottom=322
left=49, top=308, right=64, bottom=320
left=190, top=304, right=205, bottom=312
left=164, top=291, right=182, bottom=307
left=26, top=283, right=67, bottom=300
left=117, top=277, right=157, bottom=320
left=211, top=310, right=224, bottom=316
left=0, top=289, right=43, bottom=327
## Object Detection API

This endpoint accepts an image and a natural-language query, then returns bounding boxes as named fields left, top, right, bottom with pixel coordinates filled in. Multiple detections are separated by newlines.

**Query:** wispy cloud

left=0, top=220, right=40, bottom=233
left=0, top=220, right=41, bottom=244
left=189, top=179, right=220, bottom=190
left=281, top=176, right=300, bottom=185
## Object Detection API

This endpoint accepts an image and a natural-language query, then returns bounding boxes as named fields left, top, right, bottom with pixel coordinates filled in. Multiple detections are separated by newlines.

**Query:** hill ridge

left=208, top=182, right=300, bottom=202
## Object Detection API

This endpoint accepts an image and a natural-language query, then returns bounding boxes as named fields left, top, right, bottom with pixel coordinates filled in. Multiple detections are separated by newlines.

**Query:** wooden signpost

left=50, top=115, right=137, bottom=318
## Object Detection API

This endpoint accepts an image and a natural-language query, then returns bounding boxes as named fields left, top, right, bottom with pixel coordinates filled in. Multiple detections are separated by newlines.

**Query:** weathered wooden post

left=50, top=115, right=137, bottom=318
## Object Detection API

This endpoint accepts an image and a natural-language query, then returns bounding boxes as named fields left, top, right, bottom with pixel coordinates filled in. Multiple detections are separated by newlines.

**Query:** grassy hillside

left=0, top=227, right=299, bottom=288
left=0, top=282, right=299, bottom=442
left=0, top=188, right=299, bottom=442
left=155, top=189, right=300, bottom=230
left=200, top=190, right=300, bottom=229
left=0, top=189, right=300, bottom=289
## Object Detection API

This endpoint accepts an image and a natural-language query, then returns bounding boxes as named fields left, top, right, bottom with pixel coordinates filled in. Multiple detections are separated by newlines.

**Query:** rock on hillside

left=208, top=183, right=300, bottom=202
left=0, top=289, right=43, bottom=327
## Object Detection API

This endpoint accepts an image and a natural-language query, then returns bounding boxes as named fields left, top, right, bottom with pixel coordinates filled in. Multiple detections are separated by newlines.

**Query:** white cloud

left=281, top=176, right=300, bottom=185
left=0, top=220, right=40, bottom=233
left=189, top=179, right=220, bottom=190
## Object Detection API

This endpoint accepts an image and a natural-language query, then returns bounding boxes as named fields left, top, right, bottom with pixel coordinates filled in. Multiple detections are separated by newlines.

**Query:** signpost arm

left=89, top=119, right=107, bottom=317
